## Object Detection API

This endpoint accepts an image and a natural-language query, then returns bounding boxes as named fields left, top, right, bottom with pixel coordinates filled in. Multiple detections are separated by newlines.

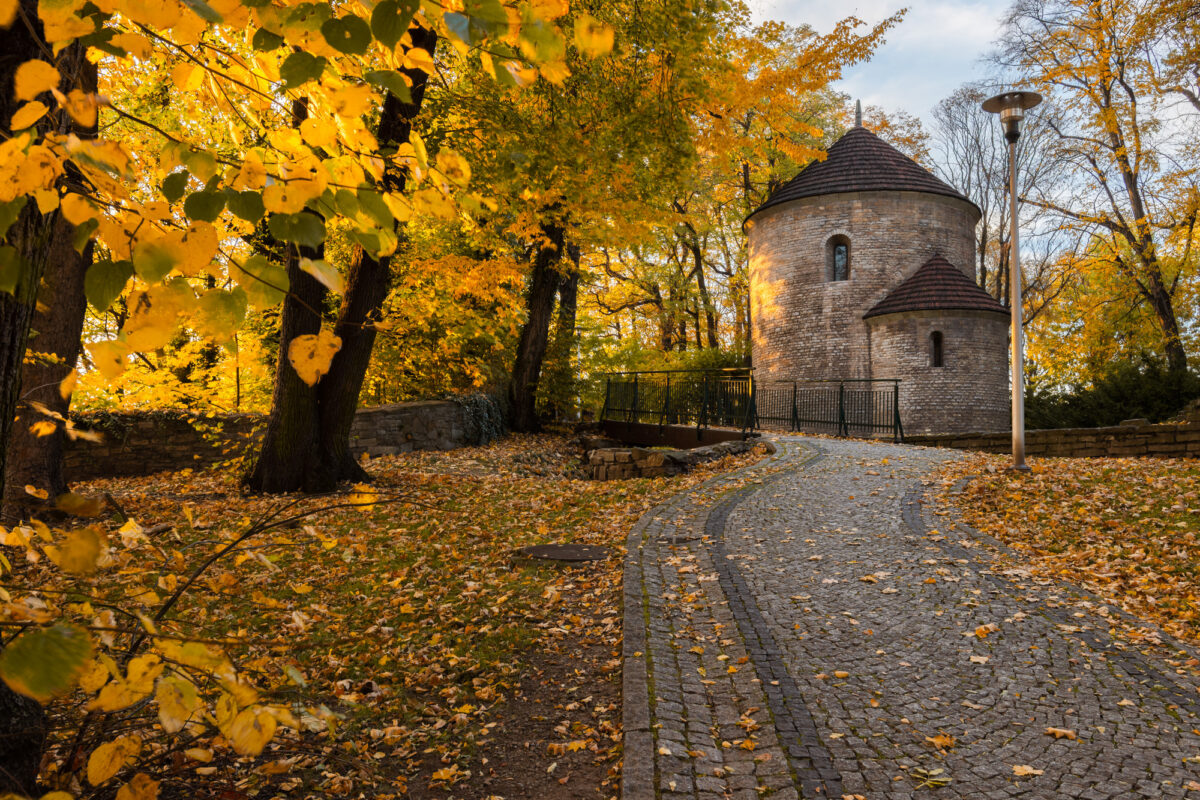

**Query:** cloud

left=750, top=0, right=1009, bottom=121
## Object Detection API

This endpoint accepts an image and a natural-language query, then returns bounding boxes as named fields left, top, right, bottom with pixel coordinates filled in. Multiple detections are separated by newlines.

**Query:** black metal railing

left=600, top=371, right=904, bottom=442
left=600, top=369, right=755, bottom=437
left=754, top=378, right=903, bottom=441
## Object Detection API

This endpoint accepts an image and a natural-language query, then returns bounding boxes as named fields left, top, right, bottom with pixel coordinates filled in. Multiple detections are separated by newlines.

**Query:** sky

left=749, top=0, right=1015, bottom=123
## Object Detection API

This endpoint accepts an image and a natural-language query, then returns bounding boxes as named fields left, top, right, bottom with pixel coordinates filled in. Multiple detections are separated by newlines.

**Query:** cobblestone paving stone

left=623, top=435, right=1200, bottom=800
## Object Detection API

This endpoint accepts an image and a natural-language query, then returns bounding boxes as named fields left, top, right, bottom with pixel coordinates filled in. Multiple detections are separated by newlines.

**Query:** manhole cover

left=516, top=544, right=611, bottom=562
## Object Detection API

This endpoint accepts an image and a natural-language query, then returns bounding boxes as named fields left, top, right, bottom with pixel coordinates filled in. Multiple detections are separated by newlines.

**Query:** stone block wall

left=905, top=421, right=1200, bottom=458
left=747, top=190, right=980, bottom=384
left=64, top=400, right=485, bottom=481
left=584, top=439, right=763, bottom=480
left=867, top=309, right=1009, bottom=435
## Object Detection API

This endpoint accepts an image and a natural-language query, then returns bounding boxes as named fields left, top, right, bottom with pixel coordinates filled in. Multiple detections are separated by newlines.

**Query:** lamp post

left=982, top=89, right=1042, bottom=472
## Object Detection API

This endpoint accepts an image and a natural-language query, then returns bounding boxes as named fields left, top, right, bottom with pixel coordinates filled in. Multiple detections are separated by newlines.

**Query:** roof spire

left=855, top=99, right=862, bottom=127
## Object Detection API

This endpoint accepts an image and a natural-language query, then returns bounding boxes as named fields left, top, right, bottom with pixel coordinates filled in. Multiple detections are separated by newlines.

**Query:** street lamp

left=982, top=89, right=1042, bottom=472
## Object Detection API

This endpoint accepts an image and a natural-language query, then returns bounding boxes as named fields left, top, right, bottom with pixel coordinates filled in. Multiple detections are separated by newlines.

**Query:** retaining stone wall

left=905, top=421, right=1200, bottom=458
left=584, top=439, right=764, bottom=480
left=64, top=400, right=476, bottom=481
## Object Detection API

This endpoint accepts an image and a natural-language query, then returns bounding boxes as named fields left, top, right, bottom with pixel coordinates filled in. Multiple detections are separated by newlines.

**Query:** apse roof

left=747, top=125, right=978, bottom=222
left=862, top=255, right=1008, bottom=319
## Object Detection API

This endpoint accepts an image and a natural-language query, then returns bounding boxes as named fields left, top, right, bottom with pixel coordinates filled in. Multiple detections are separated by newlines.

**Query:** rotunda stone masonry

left=745, top=121, right=1009, bottom=435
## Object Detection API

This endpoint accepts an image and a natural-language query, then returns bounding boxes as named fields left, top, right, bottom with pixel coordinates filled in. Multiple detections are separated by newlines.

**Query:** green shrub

left=1026, top=357, right=1200, bottom=429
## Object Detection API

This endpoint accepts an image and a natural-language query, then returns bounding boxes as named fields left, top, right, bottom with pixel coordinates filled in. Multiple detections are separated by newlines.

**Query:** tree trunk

left=244, top=244, right=327, bottom=493
left=539, top=252, right=580, bottom=421
left=686, top=238, right=719, bottom=348
left=3, top=41, right=97, bottom=521
left=246, top=27, right=436, bottom=492
left=3, top=220, right=91, bottom=519
left=1145, top=268, right=1188, bottom=373
left=0, top=0, right=83, bottom=783
left=507, top=223, right=565, bottom=432
left=310, top=245, right=391, bottom=489
left=0, top=681, right=46, bottom=795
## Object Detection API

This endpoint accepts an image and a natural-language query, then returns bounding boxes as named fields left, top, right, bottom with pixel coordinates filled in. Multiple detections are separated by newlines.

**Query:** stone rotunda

left=744, top=117, right=1010, bottom=435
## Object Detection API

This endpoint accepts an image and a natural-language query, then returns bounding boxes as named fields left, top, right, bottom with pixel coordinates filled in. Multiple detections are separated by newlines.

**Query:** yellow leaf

left=0, top=0, right=16, bottom=27
left=528, top=0, right=568, bottom=18
left=299, top=258, right=343, bottom=294
left=60, top=192, right=99, bottom=225
left=62, top=89, right=98, bottom=128
left=24, top=484, right=49, bottom=500
left=287, top=329, right=342, bottom=386
left=111, top=32, right=153, bottom=59
left=538, top=60, right=570, bottom=84
left=183, top=748, right=212, bottom=762
left=11, top=100, right=48, bottom=129
left=126, top=654, right=163, bottom=693
left=348, top=483, right=378, bottom=508
left=49, top=526, right=105, bottom=573
left=170, top=63, right=203, bottom=92
left=925, top=733, right=956, bottom=750
left=29, top=420, right=56, bottom=437
left=233, top=150, right=267, bottom=190
left=87, top=735, right=142, bottom=786
left=329, top=82, right=373, bottom=119
left=1012, top=764, right=1043, bottom=777
left=34, top=187, right=58, bottom=213
left=228, top=707, right=277, bottom=756
left=156, top=676, right=200, bottom=733
left=78, top=658, right=109, bottom=692
left=124, top=286, right=190, bottom=352
left=403, top=47, right=434, bottom=74
left=87, top=339, right=130, bottom=380
left=573, top=14, right=614, bottom=58
left=1044, top=727, right=1076, bottom=740
left=262, top=182, right=309, bottom=214
left=299, top=117, right=334, bottom=150
left=55, top=492, right=104, bottom=517
left=39, top=0, right=95, bottom=45
left=14, top=60, right=60, bottom=101
left=115, top=773, right=160, bottom=800
left=435, top=149, right=470, bottom=186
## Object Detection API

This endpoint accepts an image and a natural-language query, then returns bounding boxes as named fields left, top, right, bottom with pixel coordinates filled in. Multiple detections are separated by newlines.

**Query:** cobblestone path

left=622, top=436, right=1200, bottom=800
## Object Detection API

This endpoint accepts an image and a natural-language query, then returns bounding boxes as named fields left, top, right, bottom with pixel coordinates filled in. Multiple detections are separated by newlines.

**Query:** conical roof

left=748, top=125, right=978, bottom=221
left=863, top=255, right=1008, bottom=319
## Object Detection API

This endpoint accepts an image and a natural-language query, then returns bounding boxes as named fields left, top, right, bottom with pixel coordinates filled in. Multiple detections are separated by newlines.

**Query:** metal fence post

left=602, top=377, right=611, bottom=422
left=892, top=380, right=901, bottom=443
left=659, top=376, right=670, bottom=431
left=838, top=381, right=848, bottom=437
left=790, top=382, right=798, bottom=432
left=698, top=375, right=709, bottom=441
left=627, top=375, right=639, bottom=430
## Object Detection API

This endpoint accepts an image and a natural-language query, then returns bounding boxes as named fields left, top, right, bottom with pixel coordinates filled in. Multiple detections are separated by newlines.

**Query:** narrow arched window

left=826, top=235, right=850, bottom=281
left=930, top=331, right=944, bottom=367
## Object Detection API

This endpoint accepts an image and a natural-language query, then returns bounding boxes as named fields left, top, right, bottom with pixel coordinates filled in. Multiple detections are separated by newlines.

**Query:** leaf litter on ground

left=9, top=433, right=769, bottom=799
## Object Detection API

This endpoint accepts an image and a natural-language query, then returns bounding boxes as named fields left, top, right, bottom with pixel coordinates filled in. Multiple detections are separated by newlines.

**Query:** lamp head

left=981, top=90, right=1043, bottom=143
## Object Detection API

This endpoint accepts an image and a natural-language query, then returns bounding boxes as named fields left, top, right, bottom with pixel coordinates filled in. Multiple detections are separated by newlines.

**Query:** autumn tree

left=998, top=0, right=1200, bottom=373
left=587, top=11, right=900, bottom=369
left=929, top=82, right=1070, bottom=319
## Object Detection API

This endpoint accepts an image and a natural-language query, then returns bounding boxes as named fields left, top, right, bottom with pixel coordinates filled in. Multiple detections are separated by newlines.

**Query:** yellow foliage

left=287, top=328, right=343, bottom=386
left=87, top=735, right=143, bottom=786
left=10, top=101, right=49, bottom=130
left=115, top=773, right=161, bottom=800
left=14, top=60, right=61, bottom=101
